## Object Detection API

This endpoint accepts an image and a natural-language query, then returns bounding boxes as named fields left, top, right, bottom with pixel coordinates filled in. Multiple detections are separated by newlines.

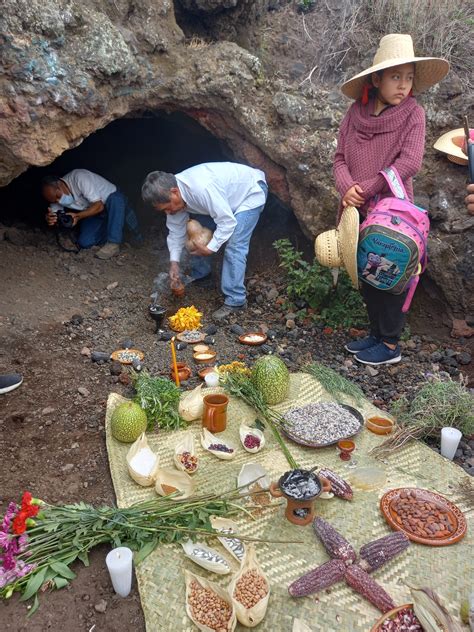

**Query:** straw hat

left=434, top=128, right=474, bottom=166
left=314, top=206, right=359, bottom=288
left=341, top=34, right=449, bottom=99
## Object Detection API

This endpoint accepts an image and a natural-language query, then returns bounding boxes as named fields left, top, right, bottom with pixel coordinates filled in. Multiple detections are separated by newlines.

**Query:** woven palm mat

left=105, top=374, right=472, bottom=632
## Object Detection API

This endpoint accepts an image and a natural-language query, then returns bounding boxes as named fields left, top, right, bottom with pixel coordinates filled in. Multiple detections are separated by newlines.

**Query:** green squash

left=251, top=356, right=290, bottom=405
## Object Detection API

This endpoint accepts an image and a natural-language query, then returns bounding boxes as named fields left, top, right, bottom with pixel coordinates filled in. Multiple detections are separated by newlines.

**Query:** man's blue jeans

left=78, top=191, right=140, bottom=248
left=191, top=182, right=268, bottom=307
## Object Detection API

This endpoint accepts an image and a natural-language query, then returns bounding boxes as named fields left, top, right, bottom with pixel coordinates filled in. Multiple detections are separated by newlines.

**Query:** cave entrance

left=0, top=110, right=309, bottom=270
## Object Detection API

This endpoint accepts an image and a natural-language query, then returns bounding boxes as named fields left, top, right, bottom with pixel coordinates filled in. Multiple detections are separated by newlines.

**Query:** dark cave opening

left=0, top=110, right=310, bottom=268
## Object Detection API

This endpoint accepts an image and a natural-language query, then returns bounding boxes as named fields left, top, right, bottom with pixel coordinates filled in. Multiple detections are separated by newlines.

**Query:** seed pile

left=379, top=606, right=423, bottom=631
left=179, top=451, right=198, bottom=473
left=234, top=570, right=268, bottom=609
left=391, top=490, right=456, bottom=539
left=189, top=580, right=232, bottom=631
left=208, top=443, right=234, bottom=454
left=243, top=434, right=261, bottom=449
left=283, top=402, right=361, bottom=444
left=189, top=547, right=230, bottom=569
left=116, top=350, right=141, bottom=363
left=179, top=330, right=204, bottom=342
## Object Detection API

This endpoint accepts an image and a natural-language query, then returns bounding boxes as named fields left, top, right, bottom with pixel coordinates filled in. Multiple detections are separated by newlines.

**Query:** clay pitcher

left=269, top=469, right=331, bottom=526
left=202, top=394, right=229, bottom=433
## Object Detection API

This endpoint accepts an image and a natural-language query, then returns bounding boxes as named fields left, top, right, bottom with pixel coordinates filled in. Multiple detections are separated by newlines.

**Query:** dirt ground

left=0, top=229, right=472, bottom=631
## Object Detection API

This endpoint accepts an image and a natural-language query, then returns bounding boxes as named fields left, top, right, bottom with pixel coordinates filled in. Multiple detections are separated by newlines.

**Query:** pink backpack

left=357, top=167, right=429, bottom=313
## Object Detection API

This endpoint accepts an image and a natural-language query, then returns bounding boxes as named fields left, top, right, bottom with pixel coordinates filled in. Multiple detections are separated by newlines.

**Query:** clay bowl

left=193, top=350, right=217, bottom=364
left=366, top=416, right=394, bottom=435
left=370, top=604, right=415, bottom=632
left=198, top=366, right=218, bottom=380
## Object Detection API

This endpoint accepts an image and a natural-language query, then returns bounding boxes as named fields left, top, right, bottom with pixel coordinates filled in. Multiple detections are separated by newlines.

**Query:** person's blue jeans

left=78, top=191, right=140, bottom=248
left=191, top=181, right=268, bottom=307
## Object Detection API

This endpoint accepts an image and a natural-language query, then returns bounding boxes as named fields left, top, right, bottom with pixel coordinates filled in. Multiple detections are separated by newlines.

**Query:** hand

left=46, top=208, right=58, bottom=226
left=66, top=213, right=80, bottom=227
left=169, top=261, right=180, bottom=284
left=342, top=184, right=365, bottom=208
left=466, top=183, right=474, bottom=216
left=188, top=242, right=213, bottom=257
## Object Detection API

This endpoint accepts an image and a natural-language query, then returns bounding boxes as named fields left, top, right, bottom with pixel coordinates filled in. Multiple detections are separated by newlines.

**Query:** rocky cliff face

left=0, top=0, right=472, bottom=318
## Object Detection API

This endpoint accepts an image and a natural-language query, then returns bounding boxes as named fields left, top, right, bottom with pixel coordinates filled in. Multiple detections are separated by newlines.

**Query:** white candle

left=204, top=372, right=219, bottom=387
left=105, top=547, right=133, bottom=597
left=440, top=427, right=462, bottom=460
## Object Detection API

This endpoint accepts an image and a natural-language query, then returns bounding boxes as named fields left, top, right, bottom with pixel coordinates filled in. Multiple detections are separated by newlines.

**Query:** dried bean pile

left=234, top=570, right=268, bottom=609
left=378, top=606, right=423, bottom=631
left=189, top=581, right=232, bottom=631
left=392, top=490, right=456, bottom=539
left=283, top=402, right=361, bottom=444
left=178, top=451, right=198, bottom=473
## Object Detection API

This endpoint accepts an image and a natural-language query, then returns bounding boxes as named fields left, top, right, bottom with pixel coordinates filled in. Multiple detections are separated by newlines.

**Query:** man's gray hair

left=141, top=171, right=178, bottom=205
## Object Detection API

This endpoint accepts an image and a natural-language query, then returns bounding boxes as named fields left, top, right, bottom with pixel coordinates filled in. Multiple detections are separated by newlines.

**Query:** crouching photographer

left=42, top=169, right=141, bottom=259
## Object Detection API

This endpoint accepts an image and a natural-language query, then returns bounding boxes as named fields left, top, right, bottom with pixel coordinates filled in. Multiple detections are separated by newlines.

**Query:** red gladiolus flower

left=12, top=510, right=28, bottom=535
left=21, top=492, right=33, bottom=508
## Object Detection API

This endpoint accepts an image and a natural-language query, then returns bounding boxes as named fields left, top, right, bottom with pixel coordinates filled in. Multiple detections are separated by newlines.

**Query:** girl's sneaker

left=355, top=343, right=401, bottom=366
left=345, top=335, right=380, bottom=354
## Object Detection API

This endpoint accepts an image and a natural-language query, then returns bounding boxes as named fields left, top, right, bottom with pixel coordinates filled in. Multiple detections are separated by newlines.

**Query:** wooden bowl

left=366, top=416, right=395, bottom=435
left=370, top=604, right=414, bottom=632
left=193, top=350, right=217, bottom=364
left=193, top=344, right=210, bottom=354
left=110, top=349, right=145, bottom=365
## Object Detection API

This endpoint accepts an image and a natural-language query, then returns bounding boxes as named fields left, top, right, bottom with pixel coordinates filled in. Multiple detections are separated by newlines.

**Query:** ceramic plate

left=176, top=331, right=206, bottom=343
left=380, top=487, right=467, bottom=546
left=110, top=349, right=144, bottom=365
left=280, top=404, right=363, bottom=448
left=238, top=332, right=268, bottom=346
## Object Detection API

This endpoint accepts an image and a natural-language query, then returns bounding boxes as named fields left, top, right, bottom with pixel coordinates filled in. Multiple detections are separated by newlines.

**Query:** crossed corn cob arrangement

left=289, top=517, right=410, bottom=613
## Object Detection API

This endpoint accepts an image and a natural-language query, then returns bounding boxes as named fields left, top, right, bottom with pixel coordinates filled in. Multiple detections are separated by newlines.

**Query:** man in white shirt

left=42, top=169, right=141, bottom=259
left=142, top=162, right=268, bottom=320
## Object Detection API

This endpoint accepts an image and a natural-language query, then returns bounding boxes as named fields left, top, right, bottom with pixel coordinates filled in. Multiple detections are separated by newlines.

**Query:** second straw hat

left=314, top=206, right=360, bottom=288
left=434, top=128, right=474, bottom=166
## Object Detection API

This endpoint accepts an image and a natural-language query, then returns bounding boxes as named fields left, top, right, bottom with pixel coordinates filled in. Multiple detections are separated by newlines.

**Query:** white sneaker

left=0, top=373, right=23, bottom=394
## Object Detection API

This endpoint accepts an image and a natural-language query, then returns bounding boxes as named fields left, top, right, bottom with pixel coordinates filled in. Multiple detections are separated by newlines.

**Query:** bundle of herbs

left=221, top=371, right=299, bottom=469
left=371, top=378, right=474, bottom=458
left=1, top=487, right=293, bottom=613
left=303, top=363, right=365, bottom=405
left=131, top=370, right=186, bottom=431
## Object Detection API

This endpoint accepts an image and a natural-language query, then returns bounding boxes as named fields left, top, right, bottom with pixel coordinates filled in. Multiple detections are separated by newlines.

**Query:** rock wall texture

left=0, top=0, right=472, bottom=317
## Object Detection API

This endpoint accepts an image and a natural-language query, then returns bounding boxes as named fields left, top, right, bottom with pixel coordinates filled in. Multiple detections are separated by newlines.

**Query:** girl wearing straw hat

left=332, top=33, right=448, bottom=366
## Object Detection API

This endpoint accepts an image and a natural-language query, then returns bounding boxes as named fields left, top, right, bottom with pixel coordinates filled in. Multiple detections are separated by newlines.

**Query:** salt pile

left=129, top=447, right=158, bottom=476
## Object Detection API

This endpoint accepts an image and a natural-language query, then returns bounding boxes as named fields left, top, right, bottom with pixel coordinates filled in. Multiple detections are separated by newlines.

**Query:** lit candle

left=170, top=337, right=180, bottom=387
left=440, top=427, right=462, bottom=460
left=105, top=546, right=133, bottom=597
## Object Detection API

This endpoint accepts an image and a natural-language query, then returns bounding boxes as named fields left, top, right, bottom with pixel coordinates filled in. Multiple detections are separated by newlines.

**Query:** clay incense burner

left=148, top=304, right=167, bottom=333
left=269, top=469, right=331, bottom=526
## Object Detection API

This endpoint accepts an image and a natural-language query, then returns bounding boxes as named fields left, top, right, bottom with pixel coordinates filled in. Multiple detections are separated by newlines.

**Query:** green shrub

left=273, top=238, right=366, bottom=328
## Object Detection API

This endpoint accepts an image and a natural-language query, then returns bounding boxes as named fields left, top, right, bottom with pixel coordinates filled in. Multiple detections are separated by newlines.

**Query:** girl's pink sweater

left=333, top=96, right=425, bottom=219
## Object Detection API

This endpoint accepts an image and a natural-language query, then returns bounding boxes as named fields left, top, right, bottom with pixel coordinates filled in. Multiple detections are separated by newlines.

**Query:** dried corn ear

left=359, top=532, right=409, bottom=572
left=313, top=517, right=357, bottom=564
left=344, top=565, right=395, bottom=613
left=288, top=559, right=346, bottom=598
left=318, top=469, right=353, bottom=500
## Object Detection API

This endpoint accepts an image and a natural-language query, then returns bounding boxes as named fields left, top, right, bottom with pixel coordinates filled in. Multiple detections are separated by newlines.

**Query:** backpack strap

left=379, top=166, right=409, bottom=200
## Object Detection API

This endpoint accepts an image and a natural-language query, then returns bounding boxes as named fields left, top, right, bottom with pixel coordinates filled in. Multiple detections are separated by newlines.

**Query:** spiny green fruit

left=111, top=401, right=147, bottom=443
left=252, top=356, right=290, bottom=405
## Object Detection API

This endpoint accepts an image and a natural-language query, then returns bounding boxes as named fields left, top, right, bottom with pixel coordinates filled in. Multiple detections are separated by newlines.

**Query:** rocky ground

left=0, top=225, right=473, bottom=631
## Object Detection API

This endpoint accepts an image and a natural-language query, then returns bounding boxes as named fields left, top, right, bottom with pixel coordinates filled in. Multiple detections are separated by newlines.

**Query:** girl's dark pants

left=361, top=281, right=407, bottom=345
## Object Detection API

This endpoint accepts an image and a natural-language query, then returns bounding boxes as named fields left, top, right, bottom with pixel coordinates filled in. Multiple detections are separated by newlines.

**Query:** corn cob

left=318, top=468, right=353, bottom=500
left=359, top=532, right=410, bottom=572
left=344, top=565, right=395, bottom=613
left=288, top=559, right=346, bottom=598
left=313, top=517, right=357, bottom=565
